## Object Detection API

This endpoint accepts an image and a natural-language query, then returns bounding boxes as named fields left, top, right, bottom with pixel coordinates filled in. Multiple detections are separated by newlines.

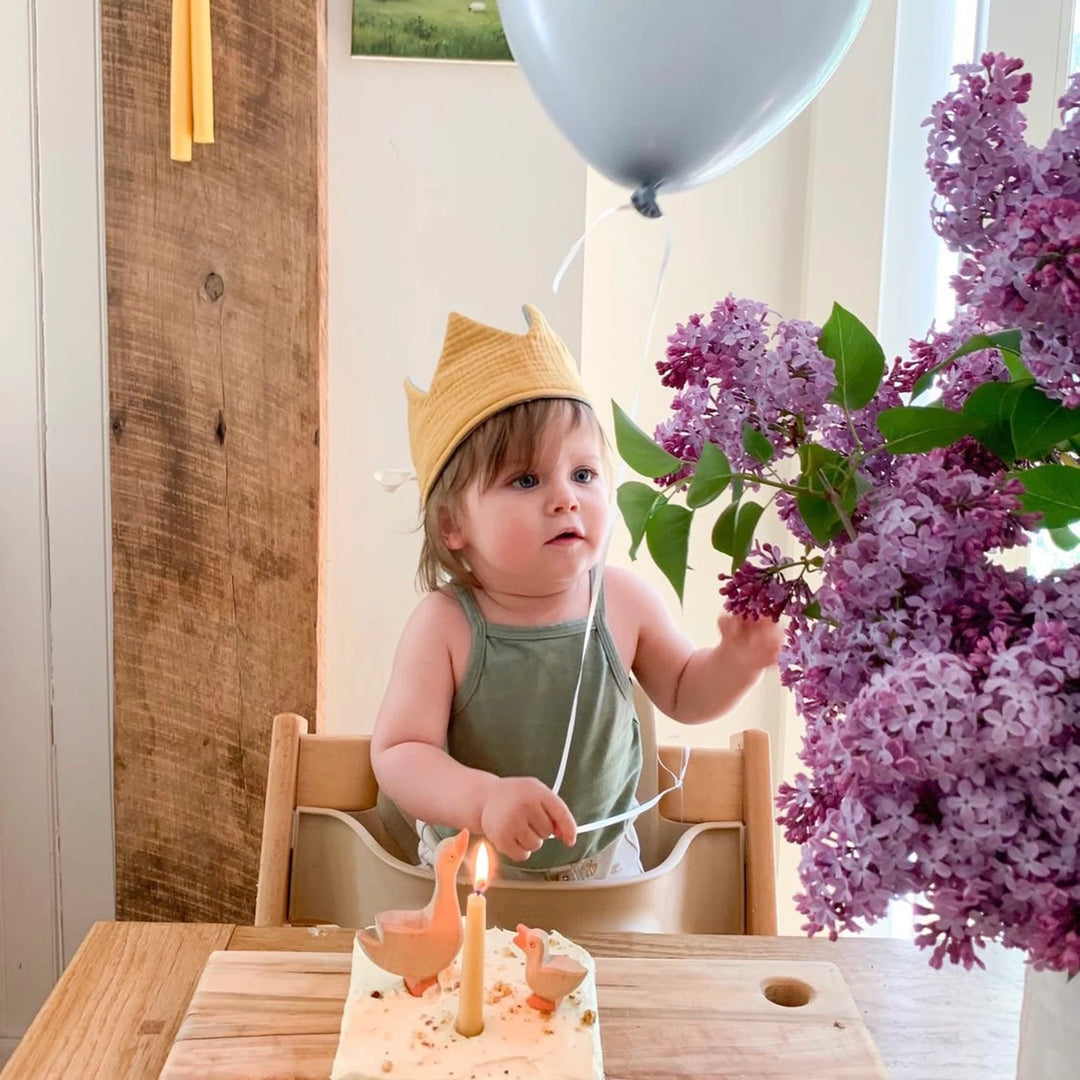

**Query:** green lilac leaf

left=617, top=481, right=661, bottom=560
left=947, top=329, right=1027, bottom=378
left=686, top=442, right=731, bottom=508
left=877, top=405, right=972, bottom=453
left=732, top=500, right=765, bottom=572
left=947, top=328, right=1023, bottom=363
left=961, top=380, right=1029, bottom=463
left=741, top=423, right=774, bottom=464
left=611, top=400, right=681, bottom=479
left=794, top=443, right=854, bottom=543
left=711, top=502, right=739, bottom=556
left=819, top=303, right=886, bottom=411
left=1048, top=526, right=1080, bottom=552
left=645, top=503, right=694, bottom=603
left=911, top=362, right=948, bottom=400
left=851, top=470, right=874, bottom=504
left=1010, top=384, right=1080, bottom=460
left=1013, top=465, right=1080, bottom=528
left=798, top=442, right=844, bottom=475
left=796, top=490, right=843, bottom=546
left=914, top=329, right=1025, bottom=398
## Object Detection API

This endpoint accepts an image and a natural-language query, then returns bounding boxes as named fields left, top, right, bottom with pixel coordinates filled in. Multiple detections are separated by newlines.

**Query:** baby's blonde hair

left=418, top=398, right=605, bottom=591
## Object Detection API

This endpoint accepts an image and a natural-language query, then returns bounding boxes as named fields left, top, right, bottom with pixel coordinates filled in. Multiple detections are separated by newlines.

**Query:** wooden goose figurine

left=512, top=923, right=587, bottom=1012
left=357, top=828, right=468, bottom=996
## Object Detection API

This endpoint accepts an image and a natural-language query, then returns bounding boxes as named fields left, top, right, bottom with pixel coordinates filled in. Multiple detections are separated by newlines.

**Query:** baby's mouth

left=547, top=529, right=583, bottom=544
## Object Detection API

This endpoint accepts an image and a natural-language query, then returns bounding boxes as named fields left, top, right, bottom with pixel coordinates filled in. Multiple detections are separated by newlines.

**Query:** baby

left=371, top=304, right=782, bottom=880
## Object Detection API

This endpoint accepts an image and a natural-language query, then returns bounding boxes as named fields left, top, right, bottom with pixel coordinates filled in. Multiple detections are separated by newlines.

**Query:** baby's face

left=447, top=416, right=610, bottom=597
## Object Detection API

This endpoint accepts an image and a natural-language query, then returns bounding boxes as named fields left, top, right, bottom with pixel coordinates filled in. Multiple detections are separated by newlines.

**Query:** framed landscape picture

left=352, top=0, right=512, bottom=61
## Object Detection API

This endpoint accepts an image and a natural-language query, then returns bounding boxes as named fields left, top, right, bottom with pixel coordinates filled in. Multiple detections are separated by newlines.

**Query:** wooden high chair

left=255, top=688, right=778, bottom=935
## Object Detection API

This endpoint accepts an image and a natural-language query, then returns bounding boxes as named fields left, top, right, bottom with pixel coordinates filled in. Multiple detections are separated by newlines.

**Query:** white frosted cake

left=331, top=926, right=604, bottom=1080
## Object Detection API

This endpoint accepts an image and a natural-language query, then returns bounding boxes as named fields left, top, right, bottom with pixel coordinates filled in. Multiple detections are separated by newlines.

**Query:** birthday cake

left=330, top=925, right=604, bottom=1080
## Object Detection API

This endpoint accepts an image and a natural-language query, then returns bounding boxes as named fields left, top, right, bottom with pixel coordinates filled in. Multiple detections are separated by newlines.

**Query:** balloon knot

left=631, top=183, right=663, bottom=219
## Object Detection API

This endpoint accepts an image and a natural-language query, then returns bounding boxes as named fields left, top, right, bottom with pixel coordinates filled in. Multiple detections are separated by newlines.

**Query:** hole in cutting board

left=761, top=977, right=814, bottom=1008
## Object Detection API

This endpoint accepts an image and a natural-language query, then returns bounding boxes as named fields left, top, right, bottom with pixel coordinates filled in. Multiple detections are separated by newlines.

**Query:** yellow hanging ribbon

left=170, top=0, right=214, bottom=162
left=191, top=0, right=214, bottom=145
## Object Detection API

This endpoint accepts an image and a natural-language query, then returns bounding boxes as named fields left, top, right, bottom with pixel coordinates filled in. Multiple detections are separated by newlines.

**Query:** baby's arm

left=607, top=567, right=782, bottom=724
left=371, top=592, right=576, bottom=862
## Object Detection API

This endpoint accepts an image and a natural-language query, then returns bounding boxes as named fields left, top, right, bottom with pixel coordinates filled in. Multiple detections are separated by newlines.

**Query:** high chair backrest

left=255, top=687, right=778, bottom=935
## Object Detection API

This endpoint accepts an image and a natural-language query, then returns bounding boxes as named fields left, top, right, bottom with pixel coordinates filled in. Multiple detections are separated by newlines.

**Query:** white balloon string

left=551, top=202, right=631, bottom=295
left=575, top=743, right=689, bottom=835
left=549, top=219, right=682, bottom=828
left=373, top=468, right=417, bottom=492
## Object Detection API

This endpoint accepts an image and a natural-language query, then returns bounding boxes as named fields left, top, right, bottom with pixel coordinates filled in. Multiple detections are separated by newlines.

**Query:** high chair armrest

left=255, top=712, right=307, bottom=926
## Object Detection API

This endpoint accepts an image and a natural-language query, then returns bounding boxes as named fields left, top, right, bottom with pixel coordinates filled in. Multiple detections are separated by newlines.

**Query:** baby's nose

left=549, top=480, right=580, bottom=512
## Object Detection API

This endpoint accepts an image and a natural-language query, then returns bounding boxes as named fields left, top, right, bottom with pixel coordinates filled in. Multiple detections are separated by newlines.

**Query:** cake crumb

left=380, top=1061, right=393, bottom=1073
left=543, top=1027, right=554, bottom=1035
left=581, top=1009, right=596, bottom=1026
left=370, top=990, right=383, bottom=999
left=485, top=980, right=513, bottom=1004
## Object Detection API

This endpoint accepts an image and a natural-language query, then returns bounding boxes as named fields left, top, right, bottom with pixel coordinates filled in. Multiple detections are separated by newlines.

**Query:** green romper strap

left=444, top=566, right=642, bottom=872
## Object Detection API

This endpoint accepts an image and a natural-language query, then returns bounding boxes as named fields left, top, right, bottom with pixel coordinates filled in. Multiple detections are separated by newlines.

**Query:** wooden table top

left=1, top=922, right=1025, bottom=1080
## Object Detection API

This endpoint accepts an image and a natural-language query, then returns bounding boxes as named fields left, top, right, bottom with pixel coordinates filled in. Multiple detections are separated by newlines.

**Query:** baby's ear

left=438, top=506, right=465, bottom=551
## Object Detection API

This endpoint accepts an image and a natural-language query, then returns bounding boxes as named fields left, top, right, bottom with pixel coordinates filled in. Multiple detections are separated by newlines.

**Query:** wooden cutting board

left=158, top=950, right=889, bottom=1079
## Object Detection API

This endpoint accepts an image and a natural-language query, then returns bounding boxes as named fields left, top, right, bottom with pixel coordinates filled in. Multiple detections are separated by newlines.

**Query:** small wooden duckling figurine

left=357, top=828, right=468, bottom=996
left=512, top=923, right=587, bottom=1012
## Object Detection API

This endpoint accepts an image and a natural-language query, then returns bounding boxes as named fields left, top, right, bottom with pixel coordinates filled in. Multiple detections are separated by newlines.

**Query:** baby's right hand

left=479, top=777, right=577, bottom=863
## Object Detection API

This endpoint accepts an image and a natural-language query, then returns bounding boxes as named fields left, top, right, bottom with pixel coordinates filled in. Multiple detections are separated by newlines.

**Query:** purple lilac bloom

left=649, top=54, right=1080, bottom=973
left=655, top=297, right=833, bottom=476
left=897, top=311, right=1008, bottom=410
left=925, top=55, right=1080, bottom=404
left=924, top=52, right=1034, bottom=255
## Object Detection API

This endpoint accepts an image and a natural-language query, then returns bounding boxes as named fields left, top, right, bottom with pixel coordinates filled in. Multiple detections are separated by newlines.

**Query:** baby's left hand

left=718, top=613, right=784, bottom=671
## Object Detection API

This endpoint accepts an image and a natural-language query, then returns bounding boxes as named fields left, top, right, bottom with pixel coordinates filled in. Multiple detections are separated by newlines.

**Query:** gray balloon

left=498, top=0, right=871, bottom=217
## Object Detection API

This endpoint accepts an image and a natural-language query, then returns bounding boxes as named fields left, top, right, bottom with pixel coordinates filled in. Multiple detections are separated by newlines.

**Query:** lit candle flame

left=473, top=842, right=490, bottom=893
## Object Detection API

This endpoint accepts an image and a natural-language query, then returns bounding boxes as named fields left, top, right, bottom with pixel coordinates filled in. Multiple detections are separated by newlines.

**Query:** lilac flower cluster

left=647, top=55, right=1080, bottom=972
left=656, top=296, right=836, bottom=477
left=773, top=454, right=1080, bottom=970
left=928, top=53, right=1080, bottom=405
left=894, top=311, right=1007, bottom=411
left=719, top=542, right=811, bottom=622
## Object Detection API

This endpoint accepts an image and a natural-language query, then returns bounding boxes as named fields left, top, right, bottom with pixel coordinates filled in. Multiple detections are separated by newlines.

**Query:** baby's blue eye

left=511, top=473, right=539, bottom=490
left=572, top=468, right=595, bottom=484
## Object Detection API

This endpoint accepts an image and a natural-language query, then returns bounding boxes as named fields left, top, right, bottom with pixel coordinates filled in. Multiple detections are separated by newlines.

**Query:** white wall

left=0, top=0, right=113, bottom=1051
left=1, top=0, right=61, bottom=1044
left=323, top=0, right=589, bottom=729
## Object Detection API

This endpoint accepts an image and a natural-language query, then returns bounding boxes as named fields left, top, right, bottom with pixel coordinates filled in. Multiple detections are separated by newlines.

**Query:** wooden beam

left=101, top=0, right=325, bottom=920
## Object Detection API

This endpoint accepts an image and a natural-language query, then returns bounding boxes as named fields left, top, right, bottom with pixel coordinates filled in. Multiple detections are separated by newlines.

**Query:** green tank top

left=381, top=569, right=642, bottom=873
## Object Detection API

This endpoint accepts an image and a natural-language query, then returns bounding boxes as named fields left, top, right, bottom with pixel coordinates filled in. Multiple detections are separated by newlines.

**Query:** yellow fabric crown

left=406, top=304, right=592, bottom=502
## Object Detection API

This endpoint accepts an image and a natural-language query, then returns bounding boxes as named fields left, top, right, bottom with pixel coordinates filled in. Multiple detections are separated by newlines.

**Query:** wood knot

left=215, top=411, right=227, bottom=445
left=110, top=410, right=125, bottom=440
left=204, top=272, right=224, bottom=301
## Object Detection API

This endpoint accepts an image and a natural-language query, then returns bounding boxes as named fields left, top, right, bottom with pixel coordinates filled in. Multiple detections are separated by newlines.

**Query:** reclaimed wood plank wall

left=100, top=0, right=326, bottom=920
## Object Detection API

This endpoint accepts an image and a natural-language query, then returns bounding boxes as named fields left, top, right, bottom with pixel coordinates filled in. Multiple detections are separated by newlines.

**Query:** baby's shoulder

left=601, top=564, right=651, bottom=605
left=408, top=587, right=470, bottom=634
left=601, top=565, right=666, bottom=629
